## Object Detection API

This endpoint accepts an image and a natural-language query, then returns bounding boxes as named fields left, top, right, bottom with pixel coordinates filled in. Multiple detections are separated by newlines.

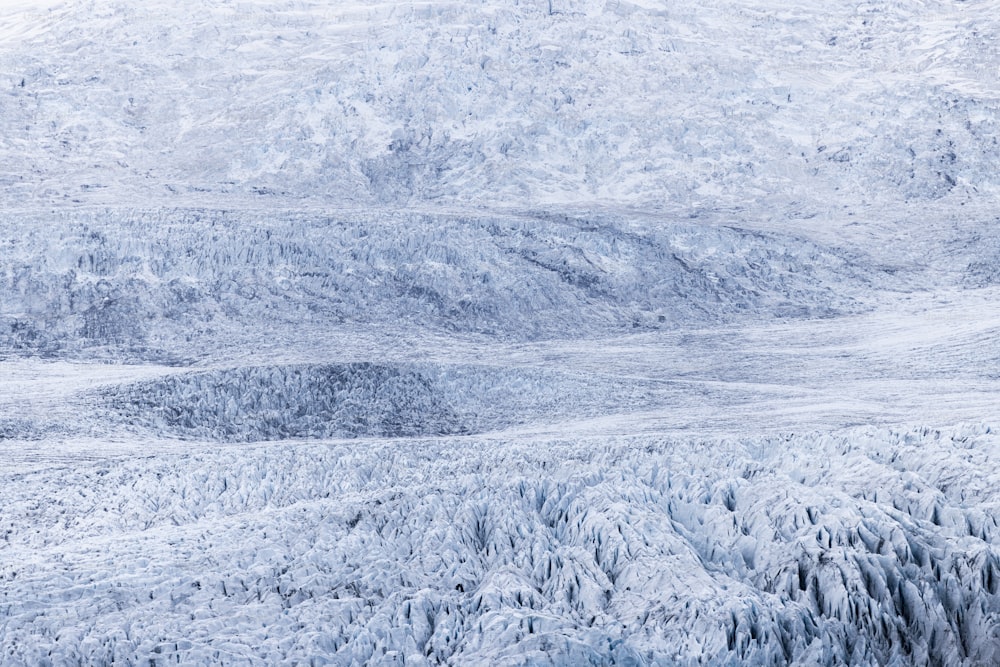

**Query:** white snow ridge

left=2, top=0, right=1000, bottom=665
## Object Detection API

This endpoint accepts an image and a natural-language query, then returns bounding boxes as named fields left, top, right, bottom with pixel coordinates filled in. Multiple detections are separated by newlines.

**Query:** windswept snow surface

left=3, top=0, right=1000, bottom=666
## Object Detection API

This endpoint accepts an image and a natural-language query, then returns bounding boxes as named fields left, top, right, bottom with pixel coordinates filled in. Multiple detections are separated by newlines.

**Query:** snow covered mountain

left=2, top=0, right=1000, bottom=665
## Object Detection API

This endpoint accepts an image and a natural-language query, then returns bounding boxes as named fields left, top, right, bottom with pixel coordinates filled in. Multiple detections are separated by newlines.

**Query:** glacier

left=2, top=0, right=1000, bottom=665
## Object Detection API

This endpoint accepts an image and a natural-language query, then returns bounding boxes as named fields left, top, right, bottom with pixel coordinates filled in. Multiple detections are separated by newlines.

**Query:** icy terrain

left=1, top=0, right=999, bottom=211
left=3, top=0, right=1000, bottom=665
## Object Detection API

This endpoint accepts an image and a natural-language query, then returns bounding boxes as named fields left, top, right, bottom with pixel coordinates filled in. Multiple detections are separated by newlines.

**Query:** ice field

left=2, top=0, right=1000, bottom=665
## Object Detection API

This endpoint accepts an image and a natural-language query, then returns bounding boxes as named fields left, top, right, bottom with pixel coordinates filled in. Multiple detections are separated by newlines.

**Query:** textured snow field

left=3, top=425, right=1000, bottom=665
left=3, top=0, right=1000, bottom=664
left=1, top=0, right=999, bottom=211
left=3, top=210, right=1000, bottom=665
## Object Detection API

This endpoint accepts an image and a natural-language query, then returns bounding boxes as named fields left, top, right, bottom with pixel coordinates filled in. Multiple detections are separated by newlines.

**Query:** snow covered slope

left=3, top=0, right=1000, bottom=665
left=0, top=207, right=898, bottom=361
left=0, top=0, right=998, bottom=211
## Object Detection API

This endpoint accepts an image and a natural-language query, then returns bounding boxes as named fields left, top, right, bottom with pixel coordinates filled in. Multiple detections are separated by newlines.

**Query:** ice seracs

left=2, top=0, right=1000, bottom=664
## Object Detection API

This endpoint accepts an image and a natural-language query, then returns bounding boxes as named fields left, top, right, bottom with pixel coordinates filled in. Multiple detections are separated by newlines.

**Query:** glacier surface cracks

left=2, top=0, right=1000, bottom=665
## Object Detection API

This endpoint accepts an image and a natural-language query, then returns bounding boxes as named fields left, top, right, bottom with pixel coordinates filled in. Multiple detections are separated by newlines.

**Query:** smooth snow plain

left=3, top=1, right=1000, bottom=665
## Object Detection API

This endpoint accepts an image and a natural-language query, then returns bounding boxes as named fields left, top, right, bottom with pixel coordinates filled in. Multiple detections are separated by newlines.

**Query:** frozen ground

left=3, top=0, right=1000, bottom=665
